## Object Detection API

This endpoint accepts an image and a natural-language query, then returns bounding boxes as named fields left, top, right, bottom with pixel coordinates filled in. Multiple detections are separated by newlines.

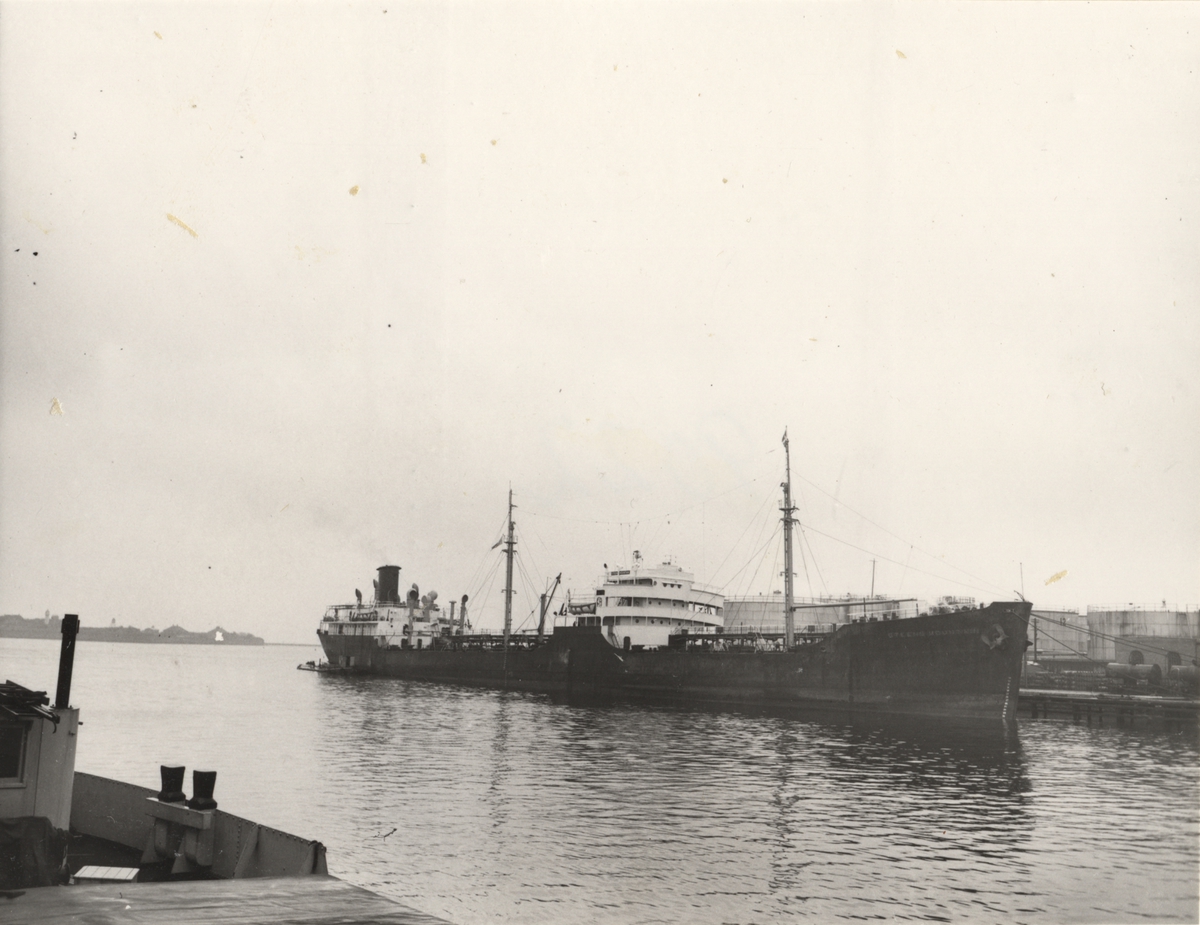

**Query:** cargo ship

left=315, top=436, right=1032, bottom=725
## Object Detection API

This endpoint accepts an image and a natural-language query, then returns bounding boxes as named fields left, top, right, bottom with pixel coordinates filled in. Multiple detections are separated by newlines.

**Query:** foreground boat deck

left=3, top=875, right=451, bottom=925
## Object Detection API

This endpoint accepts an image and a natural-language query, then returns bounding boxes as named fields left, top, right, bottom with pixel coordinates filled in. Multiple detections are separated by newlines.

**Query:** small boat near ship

left=314, top=435, right=1033, bottom=725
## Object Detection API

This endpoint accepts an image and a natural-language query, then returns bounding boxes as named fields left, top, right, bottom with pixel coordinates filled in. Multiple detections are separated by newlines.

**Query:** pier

left=1019, top=688, right=1199, bottom=730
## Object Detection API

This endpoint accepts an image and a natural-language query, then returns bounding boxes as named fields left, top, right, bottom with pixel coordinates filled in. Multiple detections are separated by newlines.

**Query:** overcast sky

left=2, top=3, right=1196, bottom=644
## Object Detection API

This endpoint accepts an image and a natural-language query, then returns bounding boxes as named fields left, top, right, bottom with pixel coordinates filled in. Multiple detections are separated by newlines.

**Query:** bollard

left=188, top=770, right=218, bottom=811
left=158, top=765, right=187, bottom=803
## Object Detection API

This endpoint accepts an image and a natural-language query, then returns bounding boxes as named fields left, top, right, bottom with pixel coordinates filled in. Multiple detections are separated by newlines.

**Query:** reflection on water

left=306, top=677, right=1190, bottom=925
left=1, top=641, right=1196, bottom=924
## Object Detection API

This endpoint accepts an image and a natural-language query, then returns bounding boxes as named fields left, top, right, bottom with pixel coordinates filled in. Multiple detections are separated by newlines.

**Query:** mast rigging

left=503, top=489, right=516, bottom=648
left=781, top=429, right=796, bottom=649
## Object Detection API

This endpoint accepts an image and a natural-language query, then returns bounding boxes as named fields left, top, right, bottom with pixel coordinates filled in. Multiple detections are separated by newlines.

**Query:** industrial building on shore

left=1009, top=605, right=1198, bottom=673
left=724, top=593, right=947, bottom=635
left=1083, top=604, right=1199, bottom=670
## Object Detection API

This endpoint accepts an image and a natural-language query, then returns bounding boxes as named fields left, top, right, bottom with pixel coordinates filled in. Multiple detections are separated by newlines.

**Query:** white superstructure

left=564, top=551, right=724, bottom=649
left=319, top=567, right=468, bottom=651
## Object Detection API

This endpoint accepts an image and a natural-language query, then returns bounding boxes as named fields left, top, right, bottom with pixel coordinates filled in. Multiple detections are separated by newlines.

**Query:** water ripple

left=3, top=641, right=1196, bottom=924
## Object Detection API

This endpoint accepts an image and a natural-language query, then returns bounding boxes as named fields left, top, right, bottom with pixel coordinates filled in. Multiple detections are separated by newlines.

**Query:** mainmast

left=781, top=429, right=796, bottom=650
left=503, top=489, right=516, bottom=648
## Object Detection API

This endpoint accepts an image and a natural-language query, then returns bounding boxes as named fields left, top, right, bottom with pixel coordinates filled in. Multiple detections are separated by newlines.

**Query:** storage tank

left=1085, top=605, right=1199, bottom=666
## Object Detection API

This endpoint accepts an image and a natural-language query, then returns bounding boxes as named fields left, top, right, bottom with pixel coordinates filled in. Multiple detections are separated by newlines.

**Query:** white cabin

left=566, top=552, right=723, bottom=650
left=319, top=567, right=468, bottom=653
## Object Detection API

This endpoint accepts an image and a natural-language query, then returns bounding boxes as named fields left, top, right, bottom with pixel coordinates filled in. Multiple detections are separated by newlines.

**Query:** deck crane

left=537, top=573, right=562, bottom=637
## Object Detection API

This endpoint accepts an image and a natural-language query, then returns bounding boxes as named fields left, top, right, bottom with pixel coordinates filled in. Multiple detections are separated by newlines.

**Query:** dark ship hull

left=317, top=601, right=1031, bottom=724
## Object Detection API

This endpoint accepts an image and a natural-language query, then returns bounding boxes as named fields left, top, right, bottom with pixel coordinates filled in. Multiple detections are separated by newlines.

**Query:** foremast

left=781, top=429, right=796, bottom=650
left=502, top=489, right=516, bottom=649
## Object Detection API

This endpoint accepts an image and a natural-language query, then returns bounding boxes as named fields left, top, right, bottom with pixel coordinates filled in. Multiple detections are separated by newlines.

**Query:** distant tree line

left=0, top=613, right=265, bottom=645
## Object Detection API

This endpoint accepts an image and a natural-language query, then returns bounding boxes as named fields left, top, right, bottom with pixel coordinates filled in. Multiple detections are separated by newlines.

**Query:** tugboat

left=314, top=436, right=1031, bottom=724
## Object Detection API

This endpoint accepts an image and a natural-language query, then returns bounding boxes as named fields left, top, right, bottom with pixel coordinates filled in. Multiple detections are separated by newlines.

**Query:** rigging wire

left=747, top=529, right=783, bottom=604
left=1051, top=620, right=1197, bottom=662
left=790, top=471, right=1009, bottom=596
left=515, top=522, right=545, bottom=603
left=897, top=544, right=915, bottom=595
left=718, top=528, right=785, bottom=598
left=642, top=510, right=676, bottom=561
left=797, top=524, right=830, bottom=598
left=463, top=508, right=515, bottom=597
left=791, top=481, right=829, bottom=598
left=708, top=486, right=779, bottom=592
left=796, top=523, right=1000, bottom=597
left=470, top=555, right=504, bottom=630
left=512, top=556, right=540, bottom=633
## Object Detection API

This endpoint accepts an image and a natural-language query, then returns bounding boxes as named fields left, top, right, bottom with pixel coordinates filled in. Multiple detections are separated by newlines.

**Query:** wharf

left=3, top=875, right=450, bottom=925
left=1019, top=688, right=1199, bottom=729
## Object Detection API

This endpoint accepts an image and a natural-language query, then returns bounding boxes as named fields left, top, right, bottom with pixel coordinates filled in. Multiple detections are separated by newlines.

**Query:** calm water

left=3, top=639, right=1197, bottom=923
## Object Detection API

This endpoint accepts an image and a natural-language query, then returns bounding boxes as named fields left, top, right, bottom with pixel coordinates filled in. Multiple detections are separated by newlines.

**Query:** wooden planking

left=3, top=875, right=451, bottom=925
left=74, top=865, right=139, bottom=882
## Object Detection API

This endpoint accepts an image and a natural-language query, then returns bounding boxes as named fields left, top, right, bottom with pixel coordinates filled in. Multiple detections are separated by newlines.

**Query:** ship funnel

left=376, top=565, right=401, bottom=605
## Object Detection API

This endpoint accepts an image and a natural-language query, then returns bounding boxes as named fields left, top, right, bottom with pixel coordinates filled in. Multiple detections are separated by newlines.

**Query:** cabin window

left=0, top=724, right=27, bottom=782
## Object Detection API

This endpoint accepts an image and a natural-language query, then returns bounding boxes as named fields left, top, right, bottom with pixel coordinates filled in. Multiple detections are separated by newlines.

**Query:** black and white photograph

left=1, top=3, right=1197, bottom=923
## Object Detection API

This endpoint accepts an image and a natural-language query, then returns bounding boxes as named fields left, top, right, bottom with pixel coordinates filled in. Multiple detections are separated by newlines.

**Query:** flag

left=782, top=428, right=789, bottom=449
left=491, top=538, right=503, bottom=549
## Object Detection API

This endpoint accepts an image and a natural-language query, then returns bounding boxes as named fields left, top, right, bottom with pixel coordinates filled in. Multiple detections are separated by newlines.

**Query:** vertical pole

left=503, top=489, right=516, bottom=649
left=538, top=593, right=547, bottom=637
left=870, top=559, right=876, bottom=598
left=1033, top=618, right=1038, bottom=663
left=781, top=430, right=796, bottom=650
left=56, top=614, right=80, bottom=709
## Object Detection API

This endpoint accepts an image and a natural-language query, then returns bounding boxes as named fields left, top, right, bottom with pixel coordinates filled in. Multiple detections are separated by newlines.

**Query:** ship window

left=0, top=724, right=26, bottom=781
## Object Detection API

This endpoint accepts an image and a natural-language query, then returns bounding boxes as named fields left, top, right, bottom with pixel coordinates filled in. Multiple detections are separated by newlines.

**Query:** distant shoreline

left=0, top=614, right=265, bottom=646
